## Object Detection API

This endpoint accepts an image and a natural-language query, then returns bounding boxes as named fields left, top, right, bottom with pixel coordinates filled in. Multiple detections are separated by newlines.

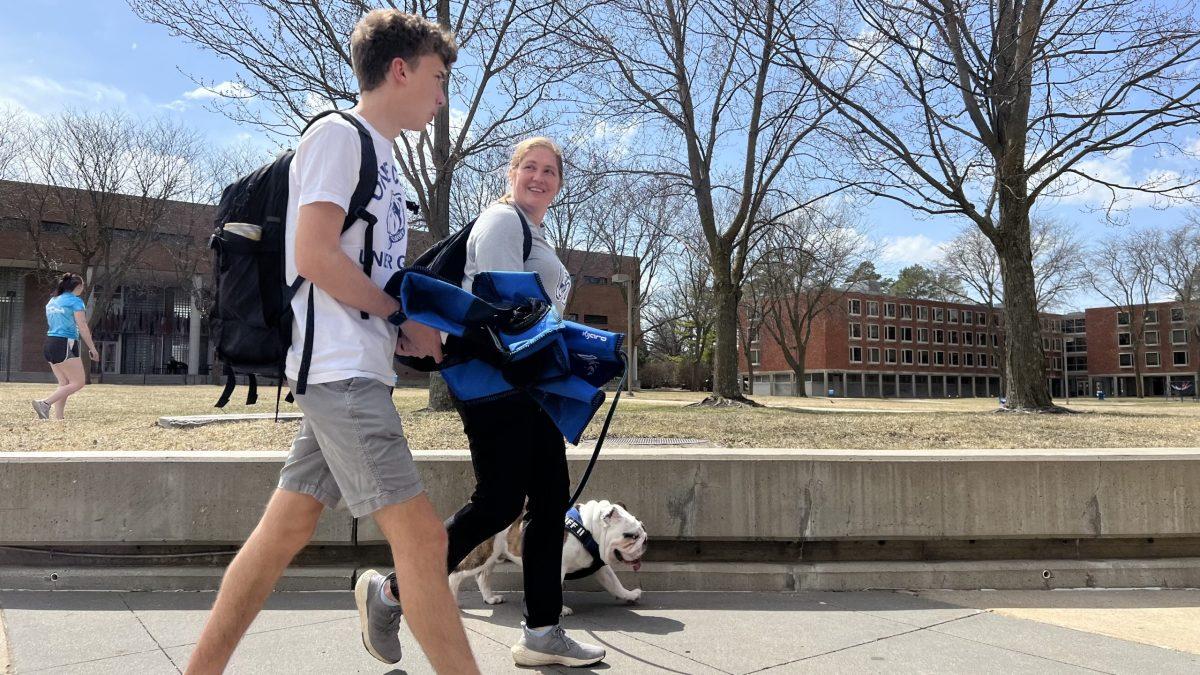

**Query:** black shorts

left=44, top=336, right=80, bottom=364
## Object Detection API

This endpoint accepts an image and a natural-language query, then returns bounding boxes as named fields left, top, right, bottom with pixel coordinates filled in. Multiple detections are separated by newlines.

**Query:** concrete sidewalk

left=3, top=590, right=1200, bottom=674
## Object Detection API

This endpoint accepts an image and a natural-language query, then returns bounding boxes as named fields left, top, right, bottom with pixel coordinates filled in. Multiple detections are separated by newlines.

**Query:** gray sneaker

left=32, top=400, right=50, bottom=420
left=511, top=623, right=606, bottom=668
left=354, top=569, right=404, bottom=664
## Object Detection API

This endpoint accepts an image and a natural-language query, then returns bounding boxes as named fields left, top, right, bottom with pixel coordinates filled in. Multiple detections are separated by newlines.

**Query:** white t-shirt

left=283, top=112, right=408, bottom=387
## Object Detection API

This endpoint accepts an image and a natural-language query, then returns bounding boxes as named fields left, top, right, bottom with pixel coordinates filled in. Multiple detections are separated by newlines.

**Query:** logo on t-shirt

left=376, top=161, right=407, bottom=246
left=555, top=264, right=572, bottom=304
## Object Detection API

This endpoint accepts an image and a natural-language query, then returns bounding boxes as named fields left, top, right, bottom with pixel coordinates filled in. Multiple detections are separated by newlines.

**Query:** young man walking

left=186, top=10, right=479, bottom=674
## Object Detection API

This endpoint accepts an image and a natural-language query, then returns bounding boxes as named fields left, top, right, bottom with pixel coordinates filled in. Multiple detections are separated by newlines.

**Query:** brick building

left=743, top=291, right=1012, bottom=397
left=741, top=289, right=1199, bottom=399
left=0, top=180, right=640, bottom=383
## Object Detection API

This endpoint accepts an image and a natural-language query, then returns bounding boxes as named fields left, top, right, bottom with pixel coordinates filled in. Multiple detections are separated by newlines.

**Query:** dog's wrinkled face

left=598, top=502, right=648, bottom=572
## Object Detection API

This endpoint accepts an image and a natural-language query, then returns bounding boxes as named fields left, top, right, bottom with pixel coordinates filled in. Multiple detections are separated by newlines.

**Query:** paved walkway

left=3, top=589, right=1199, bottom=674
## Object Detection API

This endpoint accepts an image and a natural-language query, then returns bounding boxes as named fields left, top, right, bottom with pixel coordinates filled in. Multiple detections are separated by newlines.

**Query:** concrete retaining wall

left=2, top=448, right=1198, bottom=546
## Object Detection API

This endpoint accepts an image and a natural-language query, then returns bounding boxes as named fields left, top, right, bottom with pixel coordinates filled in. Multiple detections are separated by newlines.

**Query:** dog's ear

left=614, top=501, right=628, bottom=511
left=603, top=506, right=618, bottom=522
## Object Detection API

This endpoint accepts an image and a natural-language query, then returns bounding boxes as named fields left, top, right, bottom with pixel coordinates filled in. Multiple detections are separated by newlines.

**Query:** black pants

left=445, top=393, right=568, bottom=629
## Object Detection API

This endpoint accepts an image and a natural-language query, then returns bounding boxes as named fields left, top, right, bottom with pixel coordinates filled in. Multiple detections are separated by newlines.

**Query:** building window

left=934, top=351, right=945, bottom=366
left=917, top=328, right=929, bottom=343
left=948, top=308, right=959, bottom=324
left=1119, top=353, right=1133, bottom=368
left=992, top=333, right=999, bottom=347
left=584, top=314, right=609, bottom=325
left=1050, top=356, right=1062, bottom=370
left=1145, top=330, right=1159, bottom=346
left=934, top=329, right=944, bottom=344
left=964, top=352, right=975, bottom=367
left=977, top=311, right=987, bottom=325
left=1173, top=329, right=1187, bottom=344
left=918, top=350, right=929, bottom=365
left=848, top=299, right=861, bottom=315
left=1118, top=332, right=1131, bottom=347
left=1145, top=309, right=1158, bottom=324
left=917, top=306, right=929, bottom=321
left=868, top=347, right=881, bottom=364
left=867, top=301, right=879, bottom=317
left=1172, top=307, right=1185, bottom=322
left=1042, top=338, right=1050, bottom=350
left=885, top=325, right=897, bottom=341
left=885, top=348, right=898, bottom=364
left=949, top=351, right=960, bottom=366
left=884, top=302, right=896, bottom=318
left=1118, top=312, right=1130, bottom=326
left=902, top=349, right=914, bottom=365
left=867, top=324, right=880, bottom=340
left=584, top=275, right=610, bottom=285
left=977, top=332, right=986, bottom=346
left=949, top=331, right=959, bottom=345
left=963, top=331, right=974, bottom=346
left=934, top=307, right=944, bottom=322
left=978, top=353, right=987, bottom=368
left=1146, top=351, right=1161, bottom=367
left=749, top=349, right=760, bottom=366
left=901, top=326, right=913, bottom=342
left=900, top=304, right=913, bottom=319
left=849, top=346, right=863, bottom=363
left=1174, top=350, right=1189, bottom=366
left=849, top=323, right=862, bottom=339
left=566, top=313, right=579, bottom=321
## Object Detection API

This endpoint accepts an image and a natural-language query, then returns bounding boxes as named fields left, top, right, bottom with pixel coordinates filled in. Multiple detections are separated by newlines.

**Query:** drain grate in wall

left=581, top=436, right=710, bottom=447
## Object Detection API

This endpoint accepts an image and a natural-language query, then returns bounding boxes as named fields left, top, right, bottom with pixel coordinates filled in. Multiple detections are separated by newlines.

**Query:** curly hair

left=350, top=10, right=458, bottom=92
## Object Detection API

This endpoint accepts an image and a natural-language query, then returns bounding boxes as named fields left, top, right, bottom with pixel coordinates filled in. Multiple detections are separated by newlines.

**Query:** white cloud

left=1046, top=146, right=1199, bottom=209
left=159, top=99, right=188, bottom=112
left=0, top=75, right=127, bottom=114
left=879, top=234, right=947, bottom=268
left=183, top=81, right=251, bottom=100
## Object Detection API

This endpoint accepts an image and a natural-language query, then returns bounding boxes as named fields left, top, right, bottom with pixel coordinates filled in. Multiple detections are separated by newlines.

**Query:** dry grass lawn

left=2, top=382, right=1199, bottom=451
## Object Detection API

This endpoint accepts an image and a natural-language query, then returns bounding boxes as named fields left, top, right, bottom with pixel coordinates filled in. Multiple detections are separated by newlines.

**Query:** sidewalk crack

left=120, top=594, right=182, bottom=674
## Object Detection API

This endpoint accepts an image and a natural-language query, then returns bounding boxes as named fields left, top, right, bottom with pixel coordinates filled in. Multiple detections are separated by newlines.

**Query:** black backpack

left=208, top=110, right=380, bottom=409
left=412, top=204, right=532, bottom=285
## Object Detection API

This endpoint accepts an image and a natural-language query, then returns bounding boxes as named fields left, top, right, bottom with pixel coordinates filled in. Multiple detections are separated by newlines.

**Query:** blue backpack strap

left=563, top=507, right=606, bottom=580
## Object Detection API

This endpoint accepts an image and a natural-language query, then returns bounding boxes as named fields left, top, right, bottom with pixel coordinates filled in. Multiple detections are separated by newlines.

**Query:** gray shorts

left=279, top=377, right=424, bottom=518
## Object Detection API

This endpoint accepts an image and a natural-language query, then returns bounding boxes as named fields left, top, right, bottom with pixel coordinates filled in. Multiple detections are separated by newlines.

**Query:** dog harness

left=563, top=507, right=606, bottom=580
left=385, top=267, right=626, bottom=444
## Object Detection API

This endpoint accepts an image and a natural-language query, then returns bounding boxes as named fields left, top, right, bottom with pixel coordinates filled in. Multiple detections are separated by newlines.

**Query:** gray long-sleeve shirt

left=462, top=203, right=572, bottom=315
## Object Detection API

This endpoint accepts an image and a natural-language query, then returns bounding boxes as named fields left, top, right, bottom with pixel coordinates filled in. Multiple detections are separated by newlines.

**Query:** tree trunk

left=427, top=370, right=454, bottom=411
left=993, top=214, right=1053, bottom=410
left=790, top=345, right=808, bottom=397
left=711, top=281, right=743, bottom=399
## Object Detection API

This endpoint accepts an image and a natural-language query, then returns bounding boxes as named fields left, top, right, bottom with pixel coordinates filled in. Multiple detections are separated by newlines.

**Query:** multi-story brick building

left=743, top=290, right=1011, bottom=397
left=0, top=180, right=639, bottom=383
left=741, top=289, right=1199, bottom=399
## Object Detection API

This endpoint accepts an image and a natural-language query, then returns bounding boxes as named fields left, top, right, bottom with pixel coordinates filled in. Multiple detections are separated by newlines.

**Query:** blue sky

left=2, top=0, right=1190, bottom=311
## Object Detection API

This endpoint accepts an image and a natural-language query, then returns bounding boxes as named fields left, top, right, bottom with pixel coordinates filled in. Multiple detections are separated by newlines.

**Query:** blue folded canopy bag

left=384, top=267, right=626, bottom=446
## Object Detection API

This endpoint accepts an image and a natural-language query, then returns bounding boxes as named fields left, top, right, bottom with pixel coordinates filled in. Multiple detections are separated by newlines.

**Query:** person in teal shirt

left=32, top=273, right=98, bottom=420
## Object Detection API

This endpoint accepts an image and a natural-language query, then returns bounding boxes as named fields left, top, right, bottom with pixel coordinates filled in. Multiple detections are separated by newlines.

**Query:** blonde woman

left=364, top=138, right=602, bottom=667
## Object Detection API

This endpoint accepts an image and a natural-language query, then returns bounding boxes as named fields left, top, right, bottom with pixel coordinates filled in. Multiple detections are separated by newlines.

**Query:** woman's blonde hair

left=497, top=137, right=564, bottom=205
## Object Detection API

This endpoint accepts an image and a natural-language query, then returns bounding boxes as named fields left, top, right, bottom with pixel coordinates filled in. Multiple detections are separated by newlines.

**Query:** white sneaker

left=511, top=623, right=605, bottom=667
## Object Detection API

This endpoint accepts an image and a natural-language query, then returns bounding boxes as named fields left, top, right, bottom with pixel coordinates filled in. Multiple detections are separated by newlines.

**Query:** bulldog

left=449, top=499, right=648, bottom=615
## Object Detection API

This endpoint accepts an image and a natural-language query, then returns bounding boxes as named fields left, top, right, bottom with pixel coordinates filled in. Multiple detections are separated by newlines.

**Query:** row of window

left=566, top=313, right=610, bottom=325
left=847, top=299, right=993, bottom=325
left=1117, top=308, right=1189, bottom=325
left=1117, top=329, right=1189, bottom=347
left=1120, top=351, right=1189, bottom=368
left=848, top=347, right=992, bottom=368
left=849, top=324, right=998, bottom=347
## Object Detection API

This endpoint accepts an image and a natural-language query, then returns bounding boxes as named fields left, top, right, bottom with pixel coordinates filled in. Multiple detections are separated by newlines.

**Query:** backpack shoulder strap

left=333, top=111, right=380, bottom=320
left=512, top=206, right=533, bottom=262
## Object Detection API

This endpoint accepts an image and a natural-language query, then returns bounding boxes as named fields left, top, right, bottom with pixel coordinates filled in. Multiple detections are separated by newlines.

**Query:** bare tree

left=643, top=240, right=717, bottom=390
left=785, top=0, right=1200, bottom=411
left=130, top=0, right=588, bottom=409
left=0, top=105, right=30, bottom=181
left=1088, top=229, right=1160, bottom=398
left=938, top=218, right=1087, bottom=312
left=9, top=110, right=207, bottom=372
left=565, top=0, right=844, bottom=405
left=756, top=208, right=871, bottom=396
left=1149, top=219, right=1200, bottom=392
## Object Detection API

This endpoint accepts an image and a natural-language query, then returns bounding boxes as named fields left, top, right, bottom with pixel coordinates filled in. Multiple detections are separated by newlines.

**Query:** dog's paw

left=560, top=605, right=574, bottom=616
left=483, top=595, right=505, bottom=605
left=622, top=589, right=642, bottom=604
